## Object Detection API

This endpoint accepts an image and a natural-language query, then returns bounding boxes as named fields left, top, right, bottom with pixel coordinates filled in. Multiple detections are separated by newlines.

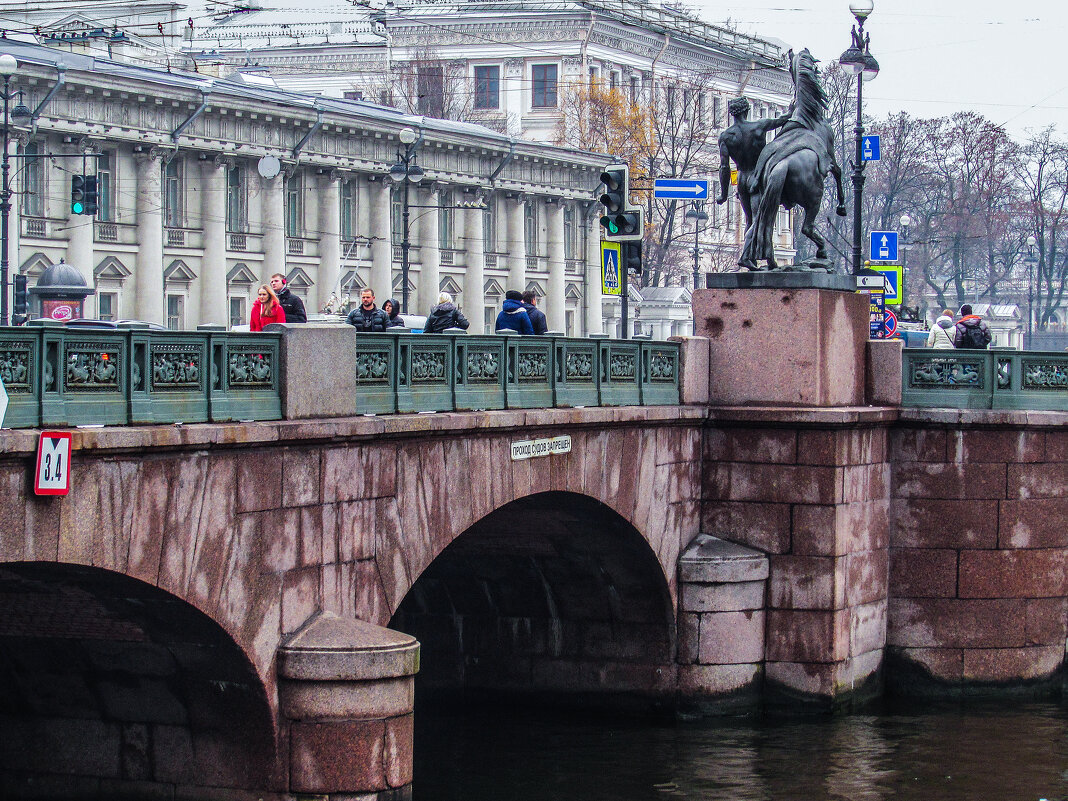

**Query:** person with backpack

left=953, top=304, right=992, bottom=349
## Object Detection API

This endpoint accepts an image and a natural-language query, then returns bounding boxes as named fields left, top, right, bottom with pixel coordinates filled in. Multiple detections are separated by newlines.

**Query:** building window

left=229, top=296, right=246, bottom=328
left=343, top=89, right=364, bottom=101
left=630, top=76, right=639, bottom=104
left=417, top=65, right=445, bottom=118
left=474, top=65, right=500, bottom=110
left=96, top=151, right=114, bottom=222
left=341, top=179, right=358, bottom=240
left=439, top=190, right=453, bottom=250
left=589, top=66, right=599, bottom=87
left=563, top=205, right=576, bottom=260
left=21, top=141, right=43, bottom=218
left=163, top=159, right=183, bottom=228
left=98, top=292, right=117, bottom=322
left=166, top=294, right=184, bottom=330
left=610, top=71, right=620, bottom=91
left=285, top=171, right=303, bottom=237
left=391, top=188, right=404, bottom=246
left=226, top=163, right=247, bottom=233
left=483, top=196, right=497, bottom=252
left=531, top=64, right=558, bottom=108
left=524, top=201, right=538, bottom=254
left=566, top=309, right=575, bottom=337
left=713, top=95, right=722, bottom=127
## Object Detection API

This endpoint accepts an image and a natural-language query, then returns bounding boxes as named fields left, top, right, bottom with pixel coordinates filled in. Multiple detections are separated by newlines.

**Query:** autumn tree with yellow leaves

left=556, top=71, right=728, bottom=287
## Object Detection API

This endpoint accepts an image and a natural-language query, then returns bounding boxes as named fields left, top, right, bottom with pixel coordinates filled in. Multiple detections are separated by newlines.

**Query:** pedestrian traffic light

left=83, top=175, right=99, bottom=216
left=622, top=241, right=642, bottom=275
left=70, top=174, right=86, bottom=215
left=13, top=273, right=28, bottom=325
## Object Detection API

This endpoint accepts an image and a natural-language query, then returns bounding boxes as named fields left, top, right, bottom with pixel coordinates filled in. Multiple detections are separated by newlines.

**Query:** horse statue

left=739, top=48, right=846, bottom=271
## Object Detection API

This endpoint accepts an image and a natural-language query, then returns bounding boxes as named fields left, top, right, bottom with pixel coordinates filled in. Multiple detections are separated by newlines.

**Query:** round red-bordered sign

left=883, top=308, right=899, bottom=338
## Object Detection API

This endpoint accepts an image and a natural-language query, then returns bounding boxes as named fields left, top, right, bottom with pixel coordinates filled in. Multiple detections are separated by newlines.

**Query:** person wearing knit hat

left=496, top=290, right=534, bottom=334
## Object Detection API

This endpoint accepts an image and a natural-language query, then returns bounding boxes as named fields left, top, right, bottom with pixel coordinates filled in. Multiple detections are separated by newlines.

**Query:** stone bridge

left=1, top=287, right=1065, bottom=801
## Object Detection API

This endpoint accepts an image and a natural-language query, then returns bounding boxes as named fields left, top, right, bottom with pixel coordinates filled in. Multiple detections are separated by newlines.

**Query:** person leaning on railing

left=423, top=292, right=470, bottom=334
left=926, top=309, right=956, bottom=349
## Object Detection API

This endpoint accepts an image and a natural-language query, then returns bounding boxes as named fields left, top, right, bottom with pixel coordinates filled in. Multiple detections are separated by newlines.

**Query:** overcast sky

left=694, top=0, right=1067, bottom=140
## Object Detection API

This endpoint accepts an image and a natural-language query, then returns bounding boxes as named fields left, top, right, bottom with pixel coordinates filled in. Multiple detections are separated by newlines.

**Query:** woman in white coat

left=926, top=309, right=956, bottom=349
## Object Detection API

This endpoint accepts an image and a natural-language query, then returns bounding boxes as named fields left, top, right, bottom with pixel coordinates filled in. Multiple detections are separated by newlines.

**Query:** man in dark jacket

left=270, top=273, right=307, bottom=323
left=345, top=288, right=390, bottom=331
left=953, top=304, right=992, bottom=349
left=521, top=291, right=548, bottom=335
left=495, top=290, right=533, bottom=334
left=423, top=292, right=470, bottom=333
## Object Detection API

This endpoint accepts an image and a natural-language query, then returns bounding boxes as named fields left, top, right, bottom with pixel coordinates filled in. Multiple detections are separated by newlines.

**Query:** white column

left=464, top=199, right=486, bottom=334
left=318, top=171, right=342, bottom=314
left=368, top=178, right=392, bottom=303
left=417, top=186, right=440, bottom=316
left=199, top=159, right=228, bottom=327
left=8, top=137, right=20, bottom=308
left=261, top=172, right=284, bottom=283
left=584, top=207, right=603, bottom=335
left=546, top=200, right=566, bottom=332
left=134, top=151, right=164, bottom=324
left=506, top=194, right=526, bottom=293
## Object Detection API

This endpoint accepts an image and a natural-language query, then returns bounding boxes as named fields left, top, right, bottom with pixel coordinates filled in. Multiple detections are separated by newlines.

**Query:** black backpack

left=957, top=323, right=990, bottom=349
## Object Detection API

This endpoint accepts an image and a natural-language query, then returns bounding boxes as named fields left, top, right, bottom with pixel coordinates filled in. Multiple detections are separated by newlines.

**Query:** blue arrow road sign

left=654, top=178, right=709, bottom=199
left=869, top=230, right=898, bottom=262
left=862, top=135, right=880, bottom=161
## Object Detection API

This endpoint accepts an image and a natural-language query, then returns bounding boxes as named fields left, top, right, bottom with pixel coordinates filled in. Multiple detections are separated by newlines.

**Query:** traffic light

left=599, top=164, right=628, bottom=236
left=599, top=164, right=644, bottom=241
left=622, top=241, right=642, bottom=275
left=13, top=273, right=28, bottom=325
left=71, top=174, right=86, bottom=214
left=83, top=175, right=99, bottom=216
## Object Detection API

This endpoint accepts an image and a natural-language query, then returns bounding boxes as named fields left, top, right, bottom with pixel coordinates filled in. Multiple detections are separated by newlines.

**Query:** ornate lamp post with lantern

left=387, top=126, right=424, bottom=315
left=839, top=1, right=880, bottom=276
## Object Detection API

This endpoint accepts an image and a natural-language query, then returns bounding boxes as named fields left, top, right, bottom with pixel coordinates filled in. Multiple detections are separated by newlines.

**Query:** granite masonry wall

left=700, top=408, right=894, bottom=703
left=888, top=410, right=1068, bottom=692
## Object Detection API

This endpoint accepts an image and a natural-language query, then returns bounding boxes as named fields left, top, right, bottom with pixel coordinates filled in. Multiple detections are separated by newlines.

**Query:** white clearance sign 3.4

left=511, top=435, right=572, bottom=461
left=35, top=431, right=72, bottom=495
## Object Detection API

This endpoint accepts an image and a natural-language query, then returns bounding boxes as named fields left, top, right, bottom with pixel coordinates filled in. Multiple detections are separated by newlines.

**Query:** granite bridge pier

left=1, top=286, right=1066, bottom=800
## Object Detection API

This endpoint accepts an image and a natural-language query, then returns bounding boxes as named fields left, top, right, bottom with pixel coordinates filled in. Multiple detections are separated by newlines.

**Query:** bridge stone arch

left=388, top=490, right=678, bottom=703
left=0, top=562, right=277, bottom=799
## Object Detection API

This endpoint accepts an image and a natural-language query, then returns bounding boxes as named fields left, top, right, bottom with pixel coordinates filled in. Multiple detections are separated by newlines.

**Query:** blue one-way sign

left=862, top=135, right=880, bottom=161
left=654, top=178, right=709, bottom=199
left=869, top=230, right=898, bottom=262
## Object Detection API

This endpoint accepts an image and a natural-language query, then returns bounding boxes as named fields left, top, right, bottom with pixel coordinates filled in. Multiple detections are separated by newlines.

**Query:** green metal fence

left=0, top=323, right=282, bottom=428
left=902, top=348, right=1068, bottom=411
left=352, top=333, right=681, bottom=414
left=0, top=325, right=681, bottom=428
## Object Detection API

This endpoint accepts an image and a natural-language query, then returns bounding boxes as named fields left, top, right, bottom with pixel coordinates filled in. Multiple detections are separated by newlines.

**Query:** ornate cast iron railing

left=0, top=322, right=282, bottom=428
left=902, top=348, right=1068, bottom=411
left=352, top=333, right=680, bottom=414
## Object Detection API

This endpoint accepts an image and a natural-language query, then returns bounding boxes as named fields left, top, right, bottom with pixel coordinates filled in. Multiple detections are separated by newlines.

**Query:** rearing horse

left=740, top=49, right=846, bottom=270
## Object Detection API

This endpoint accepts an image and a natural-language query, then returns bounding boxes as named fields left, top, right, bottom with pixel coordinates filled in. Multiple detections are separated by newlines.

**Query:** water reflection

left=414, top=700, right=1068, bottom=801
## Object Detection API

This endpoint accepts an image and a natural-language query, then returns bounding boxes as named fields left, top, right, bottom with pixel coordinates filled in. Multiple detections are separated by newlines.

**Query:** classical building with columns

left=6, top=38, right=609, bottom=333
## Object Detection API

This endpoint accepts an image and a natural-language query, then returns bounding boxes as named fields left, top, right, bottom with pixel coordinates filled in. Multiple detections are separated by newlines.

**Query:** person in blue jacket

left=495, top=290, right=533, bottom=334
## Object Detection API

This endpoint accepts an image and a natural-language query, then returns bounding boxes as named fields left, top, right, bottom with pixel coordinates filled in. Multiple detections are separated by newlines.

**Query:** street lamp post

left=685, top=200, right=709, bottom=334
left=1026, top=234, right=1037, bottom=349
left=387, top=127, right=423, bottom=314
left=0, top=53, right=31, bottom=326
left=899, top=212, right=910, bottom=308
left=839, top=1, right=880, bottom=276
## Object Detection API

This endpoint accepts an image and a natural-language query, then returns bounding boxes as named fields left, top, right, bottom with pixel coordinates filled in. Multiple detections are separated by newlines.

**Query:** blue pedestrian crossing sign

left=601, top=241, right=622, bottom=296
left=871, top=265, right=903, bottom=306
left=862, top=135, right=880, bottom=161
left=869, top=230, right=898, bottom=262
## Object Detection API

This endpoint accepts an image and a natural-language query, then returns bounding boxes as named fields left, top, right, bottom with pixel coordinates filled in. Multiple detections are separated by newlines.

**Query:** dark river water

left=414, top=698, right=1068, bottom=801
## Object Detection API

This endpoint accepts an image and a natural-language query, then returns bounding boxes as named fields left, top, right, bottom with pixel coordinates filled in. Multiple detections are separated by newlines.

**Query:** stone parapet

left=268, top=322, right=359, bottom=419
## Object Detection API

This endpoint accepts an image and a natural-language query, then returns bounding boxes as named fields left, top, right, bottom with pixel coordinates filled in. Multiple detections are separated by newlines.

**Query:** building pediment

left=227, top=263, right=259, bottom=285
